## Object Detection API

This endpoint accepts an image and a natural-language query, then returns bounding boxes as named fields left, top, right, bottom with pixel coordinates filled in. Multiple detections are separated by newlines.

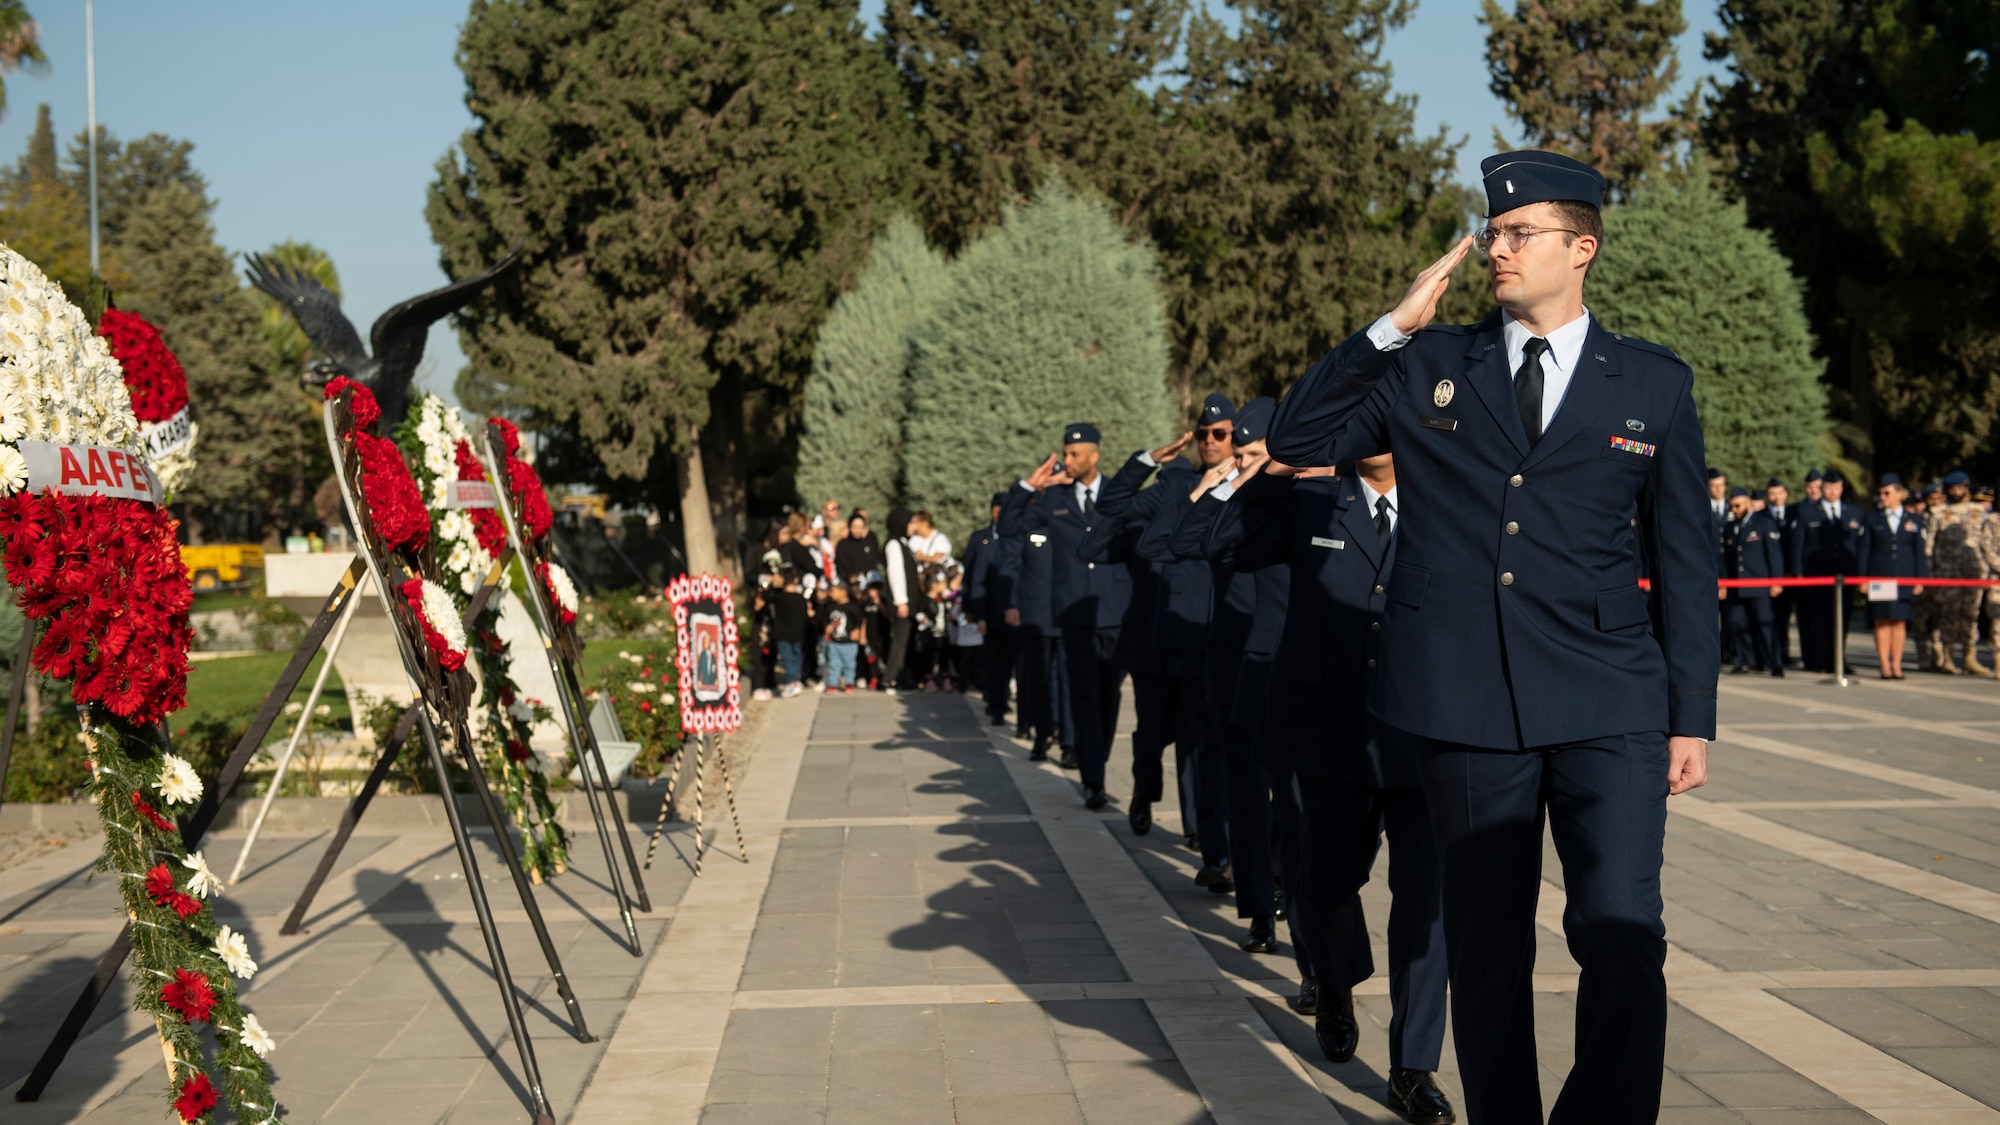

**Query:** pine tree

left=1481, top=0, right=1698, bottom=200
left=795, top=215, right=948, bottom=520
left=881, top=0, right=1183, bottom=254
left=903, top=176, right=1174, bottom=536
left=0, top=105, right=95, bottom=297
left=1152, top=0, right=1464, bottom=408
left=1586, top=167, right=1827, bottom=488
left=430, top=0, right=917, bottom=576
left=1705, top=0, right=2000, bottom=481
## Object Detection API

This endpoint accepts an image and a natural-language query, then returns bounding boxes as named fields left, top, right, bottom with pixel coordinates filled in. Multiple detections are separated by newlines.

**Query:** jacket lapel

left=1522, top=316, right=1623, bottom=472
left=1458, top=313, right=1528, bottom=460
left=1337, top=484, right=1384, bottom=568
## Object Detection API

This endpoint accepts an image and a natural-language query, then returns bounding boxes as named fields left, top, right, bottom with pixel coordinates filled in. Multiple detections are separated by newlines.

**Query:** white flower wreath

left=547, top=561, right=579, bottom=615
left=410, top=394, right=495, bottom=596
left=417, top=577, right=470, bottom=665
left=0, top=248, right=145, bottom=494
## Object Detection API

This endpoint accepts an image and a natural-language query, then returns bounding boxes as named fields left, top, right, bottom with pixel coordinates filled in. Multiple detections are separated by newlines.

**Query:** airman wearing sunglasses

left=1268, top=150, right=1717, bottom=1125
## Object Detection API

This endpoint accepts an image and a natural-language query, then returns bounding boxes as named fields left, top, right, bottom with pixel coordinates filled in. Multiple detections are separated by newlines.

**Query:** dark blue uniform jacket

left=1000, top=477, right=1132, bottom=631
left=1267, top=310, right=1719, bottom=748
left=1723, top=509, right=1784, bottom=598
left=998, top=488, right=1057, bottom=636
left=1858, top=507, right=1927, bottom=602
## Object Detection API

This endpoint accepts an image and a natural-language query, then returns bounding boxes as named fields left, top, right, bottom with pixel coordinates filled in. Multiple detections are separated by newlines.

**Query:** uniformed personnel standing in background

left=1859, top=474, right=1926, bottom=679
left=1981, top=496, right=2000, bottom=678
left=1764, top=478, right=1797, bottom=668
left=1915, top=478, right=1947, bottom=671
left=1792, top=469, right=1860, bottom=675
left=1268, top=150, right=1717, bottom=1125
left=1722, top=487, right=1784, bottom=675
left=1929, top=471, right=1991, bottom=675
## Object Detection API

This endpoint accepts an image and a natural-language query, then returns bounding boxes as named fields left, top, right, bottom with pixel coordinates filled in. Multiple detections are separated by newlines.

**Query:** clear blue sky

left=0, top=0, right=1724, bottom=407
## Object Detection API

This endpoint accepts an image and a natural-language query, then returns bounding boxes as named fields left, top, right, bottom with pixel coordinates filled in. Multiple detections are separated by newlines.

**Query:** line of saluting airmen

left=960, top=151, right=1723, bottom=1125
left=1713, top=466, right=2000, bottom=680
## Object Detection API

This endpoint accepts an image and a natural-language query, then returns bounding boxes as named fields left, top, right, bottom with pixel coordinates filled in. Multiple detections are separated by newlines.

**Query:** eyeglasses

left=1473, top=223, right=1581, bottom=255
left=1198, top=425, right=1233, bottom=442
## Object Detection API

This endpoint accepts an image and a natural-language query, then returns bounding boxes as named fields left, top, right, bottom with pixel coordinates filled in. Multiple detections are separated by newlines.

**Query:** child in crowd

left=763, top=565, right=812, bottom=698
left=945, top=564, right=981, bottom=694
left=821, top=582, right=863, bottom=693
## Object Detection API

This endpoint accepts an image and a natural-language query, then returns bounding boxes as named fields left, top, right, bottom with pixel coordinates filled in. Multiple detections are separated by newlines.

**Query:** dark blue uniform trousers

left=982, top=629, right=1017, bottom=722
left=1128, top=670, right=1176, bottom=804
left=1271, top=771, right=1312, bottom=978
left=1061, top=626, right=1123, bottom=790
left=1415, top=732, right=1670, bottom=1125
left=1013, top=633, right=1057, bottom=744
left=1173, top=662, right=1229, bottom=868
left=1222, top=656, right=1275, bottom=920
left=1293, top=774, right=1447, bottom=1072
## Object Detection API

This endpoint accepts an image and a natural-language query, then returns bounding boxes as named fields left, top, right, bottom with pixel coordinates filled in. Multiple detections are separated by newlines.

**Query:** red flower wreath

left=490, top=418, right=553, bottom=538
left=173, top=1072, right=218, bottom=1122
left=453, top=438, right=509, bottom=558
left=161, top=967, right=217, bottom=1024
left=401, top=578, right=468, bottom=672
left=326, top=378, right=427, bottom=553
left=0, top=491, right=192, bottom=725
left=97, top=309, right=188, bottom=423
left=131, top=791, right=178, bottom=834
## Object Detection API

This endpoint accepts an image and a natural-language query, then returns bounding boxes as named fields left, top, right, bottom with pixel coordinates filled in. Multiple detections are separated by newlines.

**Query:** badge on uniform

left=1433, top=380, right=1454, bottom=408
left=1608, top=435, right=1656, bottom=457
left=1311, top=536, right=1346, bottom=550
left=1904, top=521, right=1918, bottom=533
left=1625, top=419, right=1645, bottom=433
left=1746, top=531, right=1760, bottom=542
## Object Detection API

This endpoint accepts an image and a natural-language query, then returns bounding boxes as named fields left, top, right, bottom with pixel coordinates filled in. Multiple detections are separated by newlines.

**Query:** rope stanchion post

left=1832, top=574, right=1849, bottom=688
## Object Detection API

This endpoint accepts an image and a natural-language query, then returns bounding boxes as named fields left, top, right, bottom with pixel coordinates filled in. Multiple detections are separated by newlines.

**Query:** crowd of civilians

left=745, top=501, right=986, bottom=699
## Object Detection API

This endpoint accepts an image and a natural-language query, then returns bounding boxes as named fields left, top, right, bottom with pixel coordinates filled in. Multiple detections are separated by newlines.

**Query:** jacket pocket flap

left=1595, top=586, right=1650, bottom=632
left=1389, top=563, right=1429, bottom=609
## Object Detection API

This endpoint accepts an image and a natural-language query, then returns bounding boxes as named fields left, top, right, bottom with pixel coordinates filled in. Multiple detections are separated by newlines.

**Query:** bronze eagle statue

left=245, top=248, right=520, bottom=430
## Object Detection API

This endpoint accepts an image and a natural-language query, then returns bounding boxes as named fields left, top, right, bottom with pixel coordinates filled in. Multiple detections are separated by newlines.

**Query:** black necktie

left=1517, top=337, right=1549, bottom=445
left=1082, top=487, right=1095, bottom=517
left=1375, top=495, right=1393, bottom=552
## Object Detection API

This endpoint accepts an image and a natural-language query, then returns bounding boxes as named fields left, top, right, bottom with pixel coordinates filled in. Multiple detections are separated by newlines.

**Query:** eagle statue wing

left=244, top=252, right=369, bottom=375
left=367, top=247, right=522, bottom=390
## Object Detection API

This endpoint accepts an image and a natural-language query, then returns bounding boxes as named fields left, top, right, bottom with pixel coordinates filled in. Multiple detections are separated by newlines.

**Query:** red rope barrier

left=1635, top=577, right=2000, bottom=590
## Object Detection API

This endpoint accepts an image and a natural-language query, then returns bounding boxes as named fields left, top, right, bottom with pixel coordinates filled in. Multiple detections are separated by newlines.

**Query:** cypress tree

left=881, top=0, right=1182, bottom=253
left=430, top=0, right=917, bottom=574
left=1153, top=0, right=1464, bottom=407
left=795, top=215, right=948, bottom=520
left=1481, top=0, right=1699, bottom=200
left=1586, top=168, right=1826, bottom=488
left=903, top=176, right=1173, bottom=537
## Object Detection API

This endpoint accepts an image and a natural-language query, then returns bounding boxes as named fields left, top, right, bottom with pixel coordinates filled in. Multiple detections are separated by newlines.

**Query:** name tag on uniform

left=1311, top=537, right=1346, bottom=550
left=1607, top=435, right=1656, bottom=457
left=1053, top=509, right=1070, bottom=516
left=1418, top=415, right=1458, bottom=431
left=1029, top=534, right=1048, bottom=545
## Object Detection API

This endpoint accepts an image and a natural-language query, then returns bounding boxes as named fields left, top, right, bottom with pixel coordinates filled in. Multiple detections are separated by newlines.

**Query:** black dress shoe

left=1272, top=887, right=1287, bottom=922
left=1029, top=736, right=1050, bottom=761
left=990, top=713, right=1009, bottom=726
left=1731, top=664, right=1751, bottom=674
left=1387, top=1068, right=1456, bottom=1123
left=1288, top=976, right=1318, bottom=1016
left=1314, top=989, right=1358, bottom=1062
left=1056, top=747, right=1080, bottom=770
left=1083, top=785, right=1107, bottom=811
left=1015, top=725, right=1032, bottom=740
left=1771, top=667, right=1785, bottom=678
left=1128, top=800, right=1152, bottom=836
left=1194, top=862, right=1231, bottom=887
left=1184, top=833, right=1199, bottom=851
left=1238, top=917, right=1277, bottom=954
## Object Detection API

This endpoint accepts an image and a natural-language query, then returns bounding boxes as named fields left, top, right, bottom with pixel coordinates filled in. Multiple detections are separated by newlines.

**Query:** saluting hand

left=1190, top=462, right=1232, bottom=502
left=1150, top=432, right=1194, bottom=463
left=1026, top=453, right=1063, bottom=491
left=1389, top=235, right=1475, bottom=336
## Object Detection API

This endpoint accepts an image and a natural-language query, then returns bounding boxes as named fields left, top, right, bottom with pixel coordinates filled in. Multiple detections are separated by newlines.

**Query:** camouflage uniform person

left=1913, top=480, right=1946, bottom=670
left=1927, top=471, right=1989, bottom=675
left=1980, top=486, right=2000, bottom=673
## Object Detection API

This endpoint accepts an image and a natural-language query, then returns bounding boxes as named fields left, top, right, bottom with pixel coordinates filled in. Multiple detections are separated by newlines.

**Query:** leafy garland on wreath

left=396, top=395, right=568, bottom=882
left=0, top=246, right=277, bottom=1123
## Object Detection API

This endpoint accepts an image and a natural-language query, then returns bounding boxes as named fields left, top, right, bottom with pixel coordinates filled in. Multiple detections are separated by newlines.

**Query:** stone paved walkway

left=5, top=662, right=2000, bottom=1123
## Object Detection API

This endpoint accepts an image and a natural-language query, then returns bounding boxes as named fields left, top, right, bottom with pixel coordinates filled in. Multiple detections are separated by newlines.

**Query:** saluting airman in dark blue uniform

left=1268, top=150, right=1718, bottom=1125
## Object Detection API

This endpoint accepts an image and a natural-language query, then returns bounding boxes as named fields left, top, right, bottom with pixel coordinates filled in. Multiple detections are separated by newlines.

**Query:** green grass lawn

left=181, top=651, right=352, bottom=733
left=190, top=589, right=260, bottom=616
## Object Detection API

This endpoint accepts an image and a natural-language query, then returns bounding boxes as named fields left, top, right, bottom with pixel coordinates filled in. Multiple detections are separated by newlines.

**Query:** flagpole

left=85, top=0, right=100, bottom=274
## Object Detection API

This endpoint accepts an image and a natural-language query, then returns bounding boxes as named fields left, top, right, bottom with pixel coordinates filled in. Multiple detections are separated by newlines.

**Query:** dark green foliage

left=795, top=215, right=949, bottom=517
left=429, top=0, right=918, bottom=506
left=1151, top=0, right=1466, bottom=406
left=1587, top=169, right=1826, bottom=488
left=881, top=0, right=1183, bottom=255
left=903, top=177, right=1174, bottom=536
left=1704, top=0, right=2000, bottom=481
left=1481, top=0, right=1698, bottom=200
left=1, top=705, right=90, bottom=803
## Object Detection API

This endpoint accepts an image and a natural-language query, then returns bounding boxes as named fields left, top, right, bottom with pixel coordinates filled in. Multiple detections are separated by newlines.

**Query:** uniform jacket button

left=1373, top=584, right=1384, bottom=596
left=1506, top=521, right=1520, bottom=535
left=1501, top=572, right=1515, bottom=585
left=1509, top=474, right=1524, bottom=487
left=1366, top=658, right=1377, bottom=669
left=1370, top=621, right=1381, bottom=633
